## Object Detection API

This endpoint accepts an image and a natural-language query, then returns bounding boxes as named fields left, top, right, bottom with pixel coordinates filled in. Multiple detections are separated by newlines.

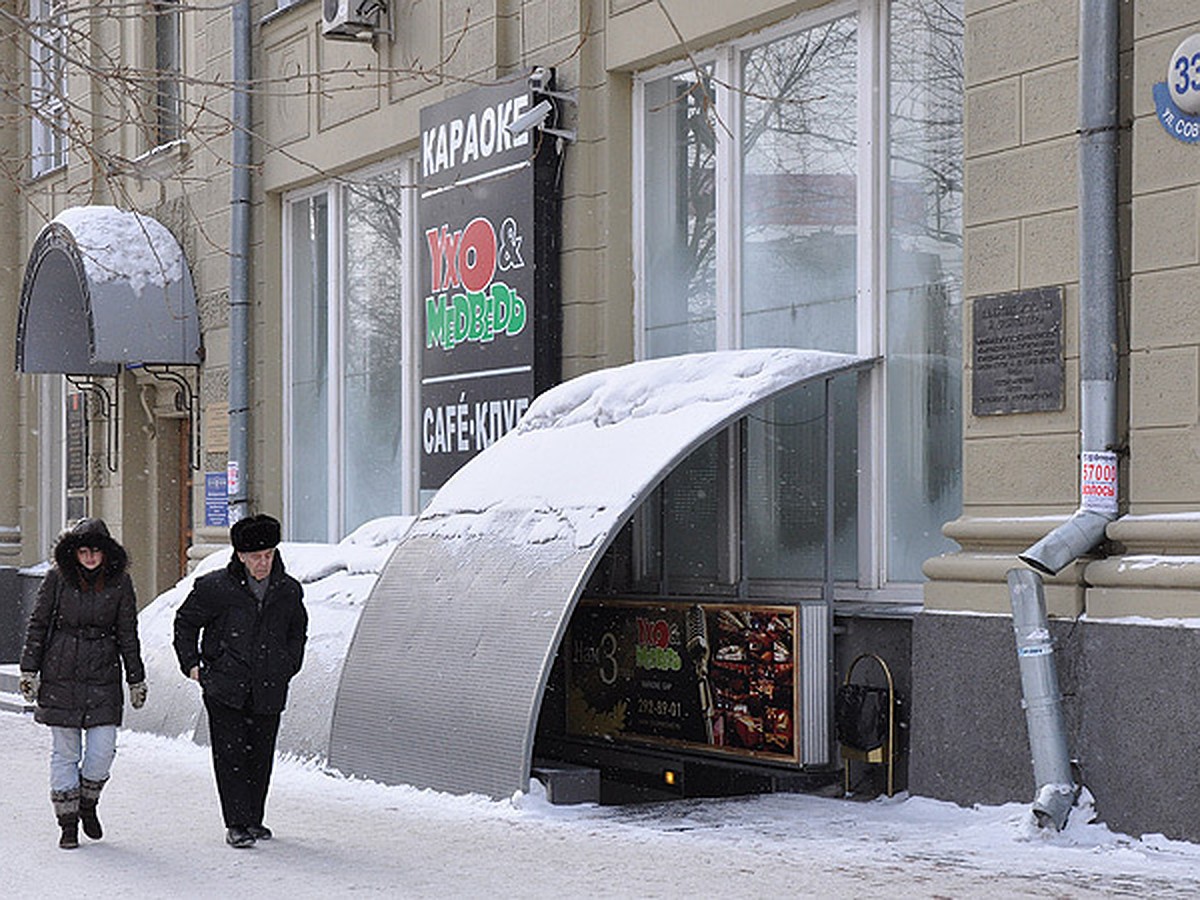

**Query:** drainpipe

left=227, top=0, right=251, bottom=524
left=1007, top=569, right=1078, bottom=829
left=1008, top=0, right=1120, bottom=830
left=1019, top=0, right=1120, bottom=575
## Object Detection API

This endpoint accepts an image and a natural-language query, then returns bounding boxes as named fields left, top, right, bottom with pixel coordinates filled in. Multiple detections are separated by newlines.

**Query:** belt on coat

left=55, top=625, right=116, bottom=640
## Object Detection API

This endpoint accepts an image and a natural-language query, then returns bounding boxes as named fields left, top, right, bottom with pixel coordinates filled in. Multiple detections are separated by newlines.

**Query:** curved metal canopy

left=16, top=206, right=201, bottom=375
left=329, top=348, right=872, bottom=798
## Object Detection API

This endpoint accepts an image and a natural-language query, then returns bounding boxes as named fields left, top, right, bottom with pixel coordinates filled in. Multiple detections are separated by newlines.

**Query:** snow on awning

left=329, top=348, right=874, bottom=799
left=16, top=206, right=201, bottom=375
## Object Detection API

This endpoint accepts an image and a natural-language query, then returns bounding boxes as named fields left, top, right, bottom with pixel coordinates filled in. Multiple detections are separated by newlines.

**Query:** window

left=283, top=162, right=416, bottom=541
left=152, top=0, right=183, bottom=146
left=634, top=0, right=963, bottom=593
left=30, top=0, right=67, bottom=177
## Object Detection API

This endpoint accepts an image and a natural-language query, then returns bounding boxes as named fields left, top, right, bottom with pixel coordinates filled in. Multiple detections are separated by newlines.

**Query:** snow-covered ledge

left=924, top=513, right=1200, bottom=619
left=1085, top=514, right=1200, bottom=619
left=923, top=515, right=1087, bottom=616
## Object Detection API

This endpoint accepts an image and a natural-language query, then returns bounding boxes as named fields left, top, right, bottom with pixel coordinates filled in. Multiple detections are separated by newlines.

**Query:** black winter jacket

left=20, top=523, right=145, bottom=728
left=173, top=552, right=307, bottom=715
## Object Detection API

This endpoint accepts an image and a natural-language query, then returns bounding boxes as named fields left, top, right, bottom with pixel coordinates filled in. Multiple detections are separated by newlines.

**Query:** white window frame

left=30, top=0, right=68, bottom=178
left=633, top=0, right=932, bottom=600
left=151, top=0, right=184, bottom=149
left=281, top=158, right=420, bottom=541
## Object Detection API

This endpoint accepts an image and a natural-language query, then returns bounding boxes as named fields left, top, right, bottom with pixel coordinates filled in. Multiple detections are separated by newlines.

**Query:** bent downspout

left=1007, top=0, right=1120, bottom=830
left=1007, top=569, right=1076, bottom=829
left=228, top=0, right=252, bottom=524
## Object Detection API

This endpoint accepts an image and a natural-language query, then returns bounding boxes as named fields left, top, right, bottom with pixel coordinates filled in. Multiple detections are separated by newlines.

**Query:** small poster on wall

left=565, top=599, right=799, bottom=763
left=205, top=472, right=228, bottom=528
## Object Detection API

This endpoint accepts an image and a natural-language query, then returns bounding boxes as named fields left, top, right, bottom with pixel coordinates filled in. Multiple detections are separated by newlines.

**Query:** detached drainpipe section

left=227, top=0, right=252, bottom=524
left=1008, top=0, right=1121, bottom=831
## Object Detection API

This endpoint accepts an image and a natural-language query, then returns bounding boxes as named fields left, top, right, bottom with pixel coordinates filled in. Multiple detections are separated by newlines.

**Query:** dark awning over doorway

left=16, top=206, right=201, bottom=375
left=329, top=348, right=874, bottom=799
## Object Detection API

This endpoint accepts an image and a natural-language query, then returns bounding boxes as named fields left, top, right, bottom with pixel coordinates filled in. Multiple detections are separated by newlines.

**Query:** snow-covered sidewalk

left=4, top=710, right=1200, bottom=898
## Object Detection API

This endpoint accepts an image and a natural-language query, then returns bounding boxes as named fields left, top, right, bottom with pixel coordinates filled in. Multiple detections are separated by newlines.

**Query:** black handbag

left=835, top=682, right=892, bottom=752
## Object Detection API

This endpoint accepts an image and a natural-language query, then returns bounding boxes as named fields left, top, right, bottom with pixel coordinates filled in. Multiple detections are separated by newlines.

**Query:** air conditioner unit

left=322, top=0, right=380, bottom=40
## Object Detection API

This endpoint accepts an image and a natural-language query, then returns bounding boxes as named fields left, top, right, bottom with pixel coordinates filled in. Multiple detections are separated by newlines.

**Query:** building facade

left=0, top=0, right=1198, bottom=840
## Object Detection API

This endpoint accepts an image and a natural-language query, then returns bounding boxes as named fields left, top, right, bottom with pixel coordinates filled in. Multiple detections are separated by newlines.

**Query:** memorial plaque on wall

left=972, top=286, right=1065, bottom=415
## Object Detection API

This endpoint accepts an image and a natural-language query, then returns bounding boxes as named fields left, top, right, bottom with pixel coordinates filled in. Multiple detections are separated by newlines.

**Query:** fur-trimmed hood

left=53, top=518, right=128, bottom=588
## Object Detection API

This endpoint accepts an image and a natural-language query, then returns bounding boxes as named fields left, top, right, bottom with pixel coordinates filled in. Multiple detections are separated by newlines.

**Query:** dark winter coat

left=20, top=519, right=145, bottom=728
left=173, top=551, right=307, bottom=715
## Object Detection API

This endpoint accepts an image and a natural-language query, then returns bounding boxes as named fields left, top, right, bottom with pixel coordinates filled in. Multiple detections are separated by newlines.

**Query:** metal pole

left=227, top=0, right=252, bottom=524
left=824, top=377, right=836, bottom=762
left=824, top=378, right=834, bottom=608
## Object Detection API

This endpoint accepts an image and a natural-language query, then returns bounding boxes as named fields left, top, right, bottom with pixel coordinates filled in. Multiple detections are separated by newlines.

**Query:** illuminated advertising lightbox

left=565, top=599, right=800, bottom=763
left=418, top=72, right=562, bottom=490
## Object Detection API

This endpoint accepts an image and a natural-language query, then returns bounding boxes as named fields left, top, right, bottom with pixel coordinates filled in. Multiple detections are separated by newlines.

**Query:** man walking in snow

left=173, top=514, right=307, bottom=849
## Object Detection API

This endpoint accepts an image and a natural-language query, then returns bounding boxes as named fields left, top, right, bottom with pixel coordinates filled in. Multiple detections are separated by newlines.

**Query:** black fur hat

left=230, top=514, right=281, bottom=552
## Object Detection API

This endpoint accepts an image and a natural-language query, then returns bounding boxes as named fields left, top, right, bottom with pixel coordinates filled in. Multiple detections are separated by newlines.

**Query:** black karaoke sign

left=418, top=72, right=561, bottom=490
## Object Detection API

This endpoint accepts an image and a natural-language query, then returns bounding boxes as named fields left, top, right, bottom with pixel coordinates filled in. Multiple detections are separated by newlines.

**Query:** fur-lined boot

left=51, top=788, right=80, bottom=849
left=80, top=777, right=107, bottom=840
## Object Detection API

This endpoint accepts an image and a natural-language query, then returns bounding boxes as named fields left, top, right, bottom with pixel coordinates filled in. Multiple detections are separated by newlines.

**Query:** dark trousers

left=203, top=695, right=281, bottom=829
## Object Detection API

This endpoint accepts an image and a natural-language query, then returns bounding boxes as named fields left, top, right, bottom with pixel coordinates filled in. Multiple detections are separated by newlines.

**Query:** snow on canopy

left=53, top=205, right=184, bottom=295
left=416, top=348, right=866, bottom=550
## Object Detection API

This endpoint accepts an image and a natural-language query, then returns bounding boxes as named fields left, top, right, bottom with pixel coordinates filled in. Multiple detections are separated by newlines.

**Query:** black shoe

left=225, top=827, right=256, bottom=849
left=246, top=824, right=272, bottom=841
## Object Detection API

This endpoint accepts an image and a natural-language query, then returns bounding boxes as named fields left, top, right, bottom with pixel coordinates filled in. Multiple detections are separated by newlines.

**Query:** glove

left=18, top=671, right=38, bottom=705
left=129, top=681, right=147, bottom=709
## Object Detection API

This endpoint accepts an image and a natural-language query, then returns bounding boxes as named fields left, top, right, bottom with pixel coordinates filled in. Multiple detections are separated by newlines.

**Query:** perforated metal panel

left=329, top=349, right=872, bottom=798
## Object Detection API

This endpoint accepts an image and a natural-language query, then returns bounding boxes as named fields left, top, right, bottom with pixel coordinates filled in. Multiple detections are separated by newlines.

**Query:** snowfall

left=5, top=350, right=1200, bottom=896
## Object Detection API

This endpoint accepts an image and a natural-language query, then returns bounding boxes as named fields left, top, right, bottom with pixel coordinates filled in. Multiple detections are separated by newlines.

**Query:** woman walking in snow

left=18, top=518, right=147, bottom=849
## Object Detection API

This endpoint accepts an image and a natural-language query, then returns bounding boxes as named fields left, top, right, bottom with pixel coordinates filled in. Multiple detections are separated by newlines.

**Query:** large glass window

left=30, top=0, right=68, bottom=177
left=636, top=1, right=963, bottom=594
left=642, top=66, right=717, bottom=358
left=741, top=16, right=858, bottom=353
left=744, top=379, right=859, bottom=583
left=288, top=192, right=331, bottom=539
left=343, top=179, right=407, bottom=533
left=886, top=0, right=963, bottom=581
left=284, top=163, right=414, bottom=541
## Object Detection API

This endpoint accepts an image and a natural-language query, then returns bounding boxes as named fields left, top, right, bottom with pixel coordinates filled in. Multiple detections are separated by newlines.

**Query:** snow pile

left=53, top=205, right=184, bottom=295
left=126, top=516, right=413, bottom=759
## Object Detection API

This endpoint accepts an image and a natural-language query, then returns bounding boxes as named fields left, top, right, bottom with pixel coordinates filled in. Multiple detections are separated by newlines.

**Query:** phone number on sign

left=637, top=698, right=682, bottom=719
